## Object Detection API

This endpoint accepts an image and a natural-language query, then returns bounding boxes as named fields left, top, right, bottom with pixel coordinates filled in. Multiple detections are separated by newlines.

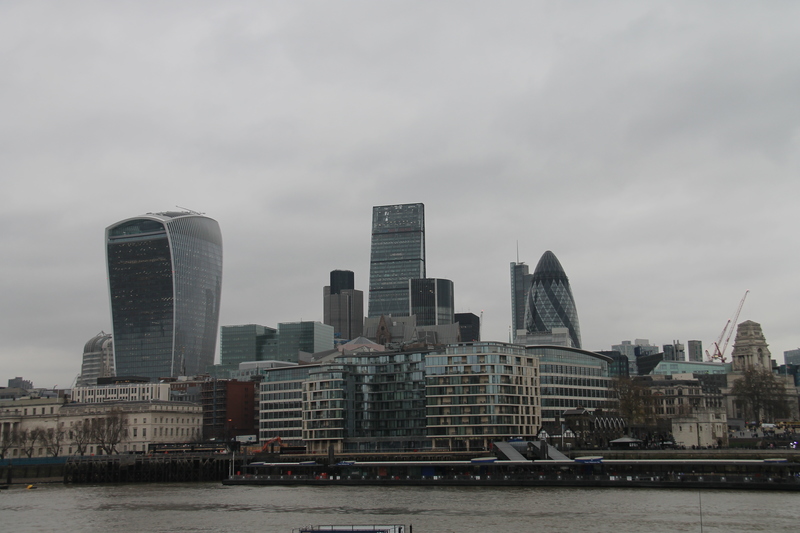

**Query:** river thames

left=1, top=483, right=797, bottom=532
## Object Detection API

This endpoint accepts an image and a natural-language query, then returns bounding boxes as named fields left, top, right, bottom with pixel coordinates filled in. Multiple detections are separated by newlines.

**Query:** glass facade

left=106, top=212, right=222, bottom=379
left=409, top=278, right=454, bottom=326
left=329, top=269, right=354, bottom=295
left=454, top=312, right=480, bottom=343
left=276, top=321, right=334, bottom=362
left=510, top=262, right=533, bottom=333
left=524, top=251, right=582, bottom=349
left=303, top=350, right=429, bottom=453
left=323, top=283, right=364, bottom=341
left=220, top=324, right=277, bottom=367
left=368, top=203, right=425, bottom=318
left=527, top=346, right=612, bottom=424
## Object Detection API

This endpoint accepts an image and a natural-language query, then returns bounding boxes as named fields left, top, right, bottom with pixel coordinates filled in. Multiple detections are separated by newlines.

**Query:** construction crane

left=706, top=290, right=749, bottom=363
left=257, top=436, right=283, bottom=454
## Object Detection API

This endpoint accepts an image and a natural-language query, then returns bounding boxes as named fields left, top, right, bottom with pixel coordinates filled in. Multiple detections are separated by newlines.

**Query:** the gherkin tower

left=524, top=251, right=582, bottom=349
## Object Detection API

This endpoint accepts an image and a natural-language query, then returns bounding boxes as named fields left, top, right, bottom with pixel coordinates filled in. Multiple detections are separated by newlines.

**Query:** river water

left=1, top=482, right=796, bottom=532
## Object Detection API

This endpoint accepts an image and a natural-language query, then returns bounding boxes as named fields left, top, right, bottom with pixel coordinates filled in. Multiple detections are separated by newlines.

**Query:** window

left=143, top=428, right=147, bottom=437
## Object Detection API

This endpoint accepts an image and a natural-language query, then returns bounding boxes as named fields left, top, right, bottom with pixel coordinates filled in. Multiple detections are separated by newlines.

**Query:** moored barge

left=224, top=458, right=800, bottom=491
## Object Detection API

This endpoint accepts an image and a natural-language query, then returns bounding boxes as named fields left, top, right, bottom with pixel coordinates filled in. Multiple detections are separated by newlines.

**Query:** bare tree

left=92, top=410, right=128, bottom=455
left=71, top=420, right=93, bottom=456
left=16, top=428, right=42, bottom=458
left=731, top=367, right=791, bottom=423
left=0, top=427, right=17, bottom=459
left=611, top=376, right=655, bottom=427
left=41, top=426, right=67, bottom=457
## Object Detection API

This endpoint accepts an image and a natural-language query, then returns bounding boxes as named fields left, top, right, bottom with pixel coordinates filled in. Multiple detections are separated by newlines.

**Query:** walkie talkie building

left=106, top=211, right=223, bottom=379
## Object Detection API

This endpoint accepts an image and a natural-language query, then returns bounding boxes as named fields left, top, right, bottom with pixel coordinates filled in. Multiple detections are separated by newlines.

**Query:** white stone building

left=672, top=409, right=728, bottom=448
left=71, top=382, right=171, bottom=403
left=0, top=398, right=201, bottom=458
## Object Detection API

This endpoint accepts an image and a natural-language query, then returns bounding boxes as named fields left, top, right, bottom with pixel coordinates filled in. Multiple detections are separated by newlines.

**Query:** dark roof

left=532, top=251, right=568, bottom=283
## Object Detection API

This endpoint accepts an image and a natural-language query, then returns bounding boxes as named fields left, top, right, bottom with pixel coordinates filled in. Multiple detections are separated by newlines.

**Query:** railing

left=227, top=472, right=800, bottom=485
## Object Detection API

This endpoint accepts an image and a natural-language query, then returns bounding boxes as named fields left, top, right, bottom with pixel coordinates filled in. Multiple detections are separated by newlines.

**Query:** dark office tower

left=324, top=270, right=364, bottom=340
left=687, top=340, right=703, bottom=362
left=368, top=203, right=425, bottom=318
left=409, top=278, right=454, bottom=326
left=106, top=211, right=223, bottom=379
left=455, top=312, right=480, bottom=342
left=524, top=251, right=582, bottom=349
left=329, top=269, right=354, bottom=295
left=510, top=262, right=534, bottom=334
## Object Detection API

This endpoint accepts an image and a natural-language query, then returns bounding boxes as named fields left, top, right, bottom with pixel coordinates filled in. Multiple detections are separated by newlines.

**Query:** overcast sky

left=2, top=2, right=798, bottom=388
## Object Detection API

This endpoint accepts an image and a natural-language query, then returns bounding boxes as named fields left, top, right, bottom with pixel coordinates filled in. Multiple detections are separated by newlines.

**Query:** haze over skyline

left=2, top=2, right=798, bottom=387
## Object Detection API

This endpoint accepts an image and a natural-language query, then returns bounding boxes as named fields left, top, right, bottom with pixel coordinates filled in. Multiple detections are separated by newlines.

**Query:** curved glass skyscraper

left=524, top=251, right=582, bottom=349
left=106, top=211, right=223, bottom=379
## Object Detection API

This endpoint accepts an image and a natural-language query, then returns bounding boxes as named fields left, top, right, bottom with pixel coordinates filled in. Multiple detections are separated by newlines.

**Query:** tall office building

left=687, top=340, right=703, bottom=362
left=663, top=341, right=686, bottom=362
left=368, top=203, right=425, bottom=318
left=524, top=251, right=582, bottom=349
left=455, top=312, right=480, bottom=343
left=409, top=278, right=454, bottom=326
left=323, top=270, right=364, bottom=340
left=510, top=262, right=534, bottom=334
left=106, top=211, right=223, bottom=379
left=277, top=321, right=334, bottom=362
left=219, top=324, right=277, bottom=368
left=785, top=348, right=800, bottom=366
left=329, top=270, right=354, bottom=295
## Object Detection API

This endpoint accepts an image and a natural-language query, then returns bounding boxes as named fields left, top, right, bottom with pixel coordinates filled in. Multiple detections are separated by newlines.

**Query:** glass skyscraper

left=368, top=203, right=425, bottom=318
left=220, top=324, right=277, bottom=367
left=510, top=261, right=534, bottom=334
left=276, top=321, right=334, bottom=362
left=106, top=211, right=223, bottom=379
left=409, top=278, right=454, bottom=326
left=323, top=270, right=364, bottom=341
left=524, top=250, right=582, bottom=349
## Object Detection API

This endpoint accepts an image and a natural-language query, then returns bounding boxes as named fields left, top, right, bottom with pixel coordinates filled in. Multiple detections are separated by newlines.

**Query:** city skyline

left=1, top=3, right=799, bottom=387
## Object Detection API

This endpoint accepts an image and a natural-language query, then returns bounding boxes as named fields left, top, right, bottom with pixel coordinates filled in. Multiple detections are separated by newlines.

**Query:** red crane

left=706, top=290, right=748, bottom=362
left=258, top=436, right=283, bottom=454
